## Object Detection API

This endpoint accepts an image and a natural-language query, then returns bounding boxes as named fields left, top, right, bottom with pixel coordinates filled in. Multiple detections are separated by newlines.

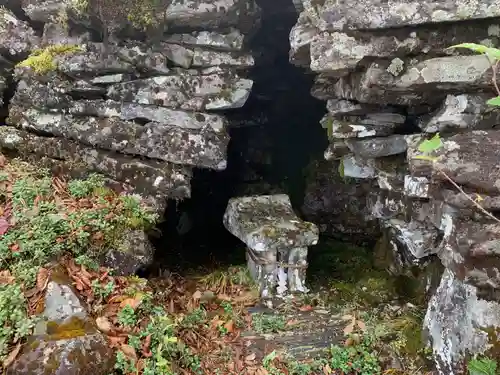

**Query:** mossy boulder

left=6, top=269, right=114, bottom=375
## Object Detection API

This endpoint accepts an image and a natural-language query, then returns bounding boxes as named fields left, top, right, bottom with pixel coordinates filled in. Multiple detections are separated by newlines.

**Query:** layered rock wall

left=291, top=1, right=500, bottom=373
left=0, top=1, right=260, bottom=210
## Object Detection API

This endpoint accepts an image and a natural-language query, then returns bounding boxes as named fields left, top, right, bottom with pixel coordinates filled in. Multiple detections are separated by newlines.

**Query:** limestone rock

left=223, top=194, right=319, bottom=252
left=320, top=115, right=396, bottom=139
left=438, top=217, right=500, bottom=291
left=341, top=155, right=377, bottom=179
left=106, top=74, right=253, bottom=111
left=383, top=218, right=438, bottom=259
left=163, top=29, right=245, bottom=51
left=0, top=126, right=192, bottom=198
left=0, top=7, right=40, bottom=56
left=161, top=43, right=194, bottom=69
left=424, top=269, right=500, bottom=374
left=101, top=229, right=154, bottom=276
left=11, top=109, right=228, bottom=170
left=302, top=160, right=379, bottom=243
left=42, top=22, right=91, bottom=46
left=301, top=0, right=500, bottom=31
left=289, top=13, right=317, bottom=67
left=21, top=0, right=70, bottom=23
left=164, top=0, right=261, bottom=32
left=345, top=135, right=408, bottom=158
left=7, top=269, right=114, bottom=375
left=191, top=48, right=255, bottom=68
left=11, top=96, right=228, bottom=132
left=433, top=130, right=500, bottom=194
left=314, top=55, right=497, bottom=105
left=419, top=94, right=500, bottom=133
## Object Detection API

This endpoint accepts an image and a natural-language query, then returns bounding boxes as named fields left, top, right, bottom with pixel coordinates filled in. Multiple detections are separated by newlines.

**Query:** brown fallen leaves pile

left=61, top=257, right=287, bottom=375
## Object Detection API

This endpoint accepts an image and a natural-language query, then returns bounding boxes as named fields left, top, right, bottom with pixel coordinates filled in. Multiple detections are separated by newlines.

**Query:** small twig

left=434, top=165, right=500, bottom=224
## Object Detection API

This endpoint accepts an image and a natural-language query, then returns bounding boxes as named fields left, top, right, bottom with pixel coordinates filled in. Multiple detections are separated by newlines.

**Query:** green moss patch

left=17, top=45, right=82, bottom=74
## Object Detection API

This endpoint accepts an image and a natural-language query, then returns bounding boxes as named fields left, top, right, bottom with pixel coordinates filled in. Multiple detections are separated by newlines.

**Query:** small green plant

left=0, top=283, right=37, bottom=360
left=329, top=337, right=381, bottom=375
left=91, top=279, right=115, bottom=299
left=468, top=357, right=498, bottom=375
left=118, top=305, right=137, bottom=327
left=252, top=313, right=287, bottom=334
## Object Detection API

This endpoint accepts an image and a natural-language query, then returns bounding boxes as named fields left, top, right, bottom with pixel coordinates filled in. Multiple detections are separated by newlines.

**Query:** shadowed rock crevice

left=146, top=0, right=329, bottom=273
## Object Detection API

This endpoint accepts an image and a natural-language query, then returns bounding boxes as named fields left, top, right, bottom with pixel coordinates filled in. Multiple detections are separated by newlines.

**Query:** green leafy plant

left=328, top=336, right=381, bottom=375
left=252, top=313, right=287, bottom=334
left=468, top=357, right=498, bottom=375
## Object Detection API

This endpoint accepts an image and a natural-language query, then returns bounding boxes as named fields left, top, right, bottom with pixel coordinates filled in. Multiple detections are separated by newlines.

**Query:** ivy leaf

left=417, top=133, right=442, bottom=153
left=448, top=43, right=500, bottom=60
left=487, top=96, right=500, bottom=107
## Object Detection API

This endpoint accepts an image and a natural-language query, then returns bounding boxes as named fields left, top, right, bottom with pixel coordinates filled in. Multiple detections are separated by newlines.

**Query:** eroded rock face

left=291, top=0, right=500, bottom=371
left=1, top=0, right=259, bottom=204
left=7, top=270, right=114, bottom=375
left=424, top=269, right=500, bottom=374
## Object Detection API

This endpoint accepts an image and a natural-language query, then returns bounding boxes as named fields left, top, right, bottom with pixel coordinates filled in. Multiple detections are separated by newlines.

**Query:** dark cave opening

left=147, top=0, right=329, bottom=275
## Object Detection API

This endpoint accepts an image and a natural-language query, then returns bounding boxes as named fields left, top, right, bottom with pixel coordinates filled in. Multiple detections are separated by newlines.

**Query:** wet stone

left=419, top=94, right=500, bottom=133
left=433, top=130, right=500, bottom=194
left=345, top=135, right=409, bottom=158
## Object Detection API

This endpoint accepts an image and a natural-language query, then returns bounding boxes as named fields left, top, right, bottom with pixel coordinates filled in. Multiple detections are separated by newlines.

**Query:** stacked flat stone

left=290, top=0, right=500, bottom=373
left=0, top=1, right=259, bottom=206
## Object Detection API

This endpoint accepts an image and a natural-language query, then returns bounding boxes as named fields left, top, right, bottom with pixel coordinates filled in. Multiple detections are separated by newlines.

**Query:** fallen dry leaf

left=192, top=290, right=202, bottom=300
left=245, top=353, right=256, bottom=363
left=322, top=363, right=333, bottom=374
left=119, top=297, right=142, bottom=310
left=96, top=316, right=113, bottom=334
left=36, top=268, right=50, bottom=291
left=120, top=344, right=137, bottom=361
left=3, top=342, right=22, bottom=369
left=299, top=305, right=313, bottom=312
left=0, top=154, right=6, bottom=167
left=357, top=320, right=367, bottom=331
left=0, top=217, right=10, bottom=235
left=224, top=320, right=235, bottom=333
left=0, top=270, right=15, bottom=285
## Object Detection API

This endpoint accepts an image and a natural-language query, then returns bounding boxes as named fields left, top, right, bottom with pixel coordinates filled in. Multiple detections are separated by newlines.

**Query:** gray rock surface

left=424, top=269, right=500, bottom=374
left=6, top=269, right=114, bottom=375
left=223, top=194, right=319, bottom=252
left=291, top=0, right=500, bottom=371
left=0, top=126, right=192, bottom=198
left=101, top=229, right=155, bottom=276
left=302, top=0, right=500, bottom=31
left=0, top=7, right=40, bottom=56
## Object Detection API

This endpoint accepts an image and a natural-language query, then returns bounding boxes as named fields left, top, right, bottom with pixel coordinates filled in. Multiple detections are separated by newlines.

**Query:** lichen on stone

left=17, top=44, right=82, bottom=74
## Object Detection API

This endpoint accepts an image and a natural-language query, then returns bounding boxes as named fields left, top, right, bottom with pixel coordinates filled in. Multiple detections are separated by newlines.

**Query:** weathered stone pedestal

left=223, top=194, right=319, bottom=301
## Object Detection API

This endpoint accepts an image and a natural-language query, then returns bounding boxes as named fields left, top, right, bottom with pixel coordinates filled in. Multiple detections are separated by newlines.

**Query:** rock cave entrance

left=149, top=0, right=328, bottom=275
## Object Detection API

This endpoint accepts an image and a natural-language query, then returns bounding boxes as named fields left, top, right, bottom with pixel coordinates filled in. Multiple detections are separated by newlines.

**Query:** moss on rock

left=17, top=45, right=82, bottom=74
